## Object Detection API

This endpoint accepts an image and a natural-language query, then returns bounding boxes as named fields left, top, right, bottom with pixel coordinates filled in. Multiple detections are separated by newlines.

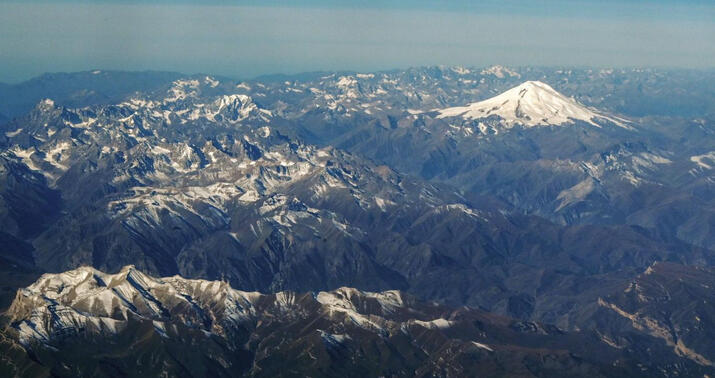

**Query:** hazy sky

left=0, top=0, right=713, bottom=83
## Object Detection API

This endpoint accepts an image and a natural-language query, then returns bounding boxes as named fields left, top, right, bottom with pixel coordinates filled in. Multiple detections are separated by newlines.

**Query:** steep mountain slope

left=3, top=266, right=712, bottom=377
left=256, top=72, right=712, bottom=248
left=436, top=80, right=626, bottom=128
left=575, top=262, right=715, bottom=370
left=0, top=88, right=710, bottom=328
left=0, top=66, right=712, bottom=376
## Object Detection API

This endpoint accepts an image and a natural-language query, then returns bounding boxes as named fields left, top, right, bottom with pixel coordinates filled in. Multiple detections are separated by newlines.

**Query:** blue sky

left=0, top=0, right=713, bottom=83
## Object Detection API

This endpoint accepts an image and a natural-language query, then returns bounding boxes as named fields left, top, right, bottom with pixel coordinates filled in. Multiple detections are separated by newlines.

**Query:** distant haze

left=0, top=0, right=714, bottom=83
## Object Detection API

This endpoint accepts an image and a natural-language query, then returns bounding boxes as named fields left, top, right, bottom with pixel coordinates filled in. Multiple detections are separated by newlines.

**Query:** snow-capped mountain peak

left=437, top=80, right=626, bottom=128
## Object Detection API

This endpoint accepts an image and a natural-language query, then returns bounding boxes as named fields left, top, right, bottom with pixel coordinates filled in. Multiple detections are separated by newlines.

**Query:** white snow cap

left=438, top=81, right=626, bottom=128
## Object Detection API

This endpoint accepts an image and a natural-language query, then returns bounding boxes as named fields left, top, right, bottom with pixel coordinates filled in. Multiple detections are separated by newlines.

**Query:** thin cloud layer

left=0, top=1, right=713, bottom=82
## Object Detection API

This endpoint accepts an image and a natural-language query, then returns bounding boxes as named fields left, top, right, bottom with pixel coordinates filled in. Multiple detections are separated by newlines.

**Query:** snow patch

left=480, top=65, right=520, bottom=78
left=412, top=318, right=453, bottom=330
left=471, top=341, right=494, bottom=352
left=691, top=151, right=715, bottom=170
left=5, top=128, right=23, bottom=137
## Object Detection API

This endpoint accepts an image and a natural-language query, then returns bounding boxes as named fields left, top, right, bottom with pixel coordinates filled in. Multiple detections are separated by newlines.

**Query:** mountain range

left=0, top=66, right=712, bottom=377
left=2, top=263, right=711, bottom=377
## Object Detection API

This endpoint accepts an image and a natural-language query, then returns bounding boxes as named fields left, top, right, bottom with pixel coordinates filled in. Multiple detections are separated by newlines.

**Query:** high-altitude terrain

left=3, top=263, right=712, bottom=377
left=0, top=66, right=713, bottom=377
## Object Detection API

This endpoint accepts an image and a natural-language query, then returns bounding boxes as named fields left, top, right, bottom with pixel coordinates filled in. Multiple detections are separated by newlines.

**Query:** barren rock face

left=0, top=66, right=713, bottom=377
left=7, top=264, right=712, bottom=377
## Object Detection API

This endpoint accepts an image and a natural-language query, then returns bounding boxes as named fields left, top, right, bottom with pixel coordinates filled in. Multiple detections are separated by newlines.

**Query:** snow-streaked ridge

left=7, top=266, right=455, bottom=346
left=7, top=265, right=259, bottom=345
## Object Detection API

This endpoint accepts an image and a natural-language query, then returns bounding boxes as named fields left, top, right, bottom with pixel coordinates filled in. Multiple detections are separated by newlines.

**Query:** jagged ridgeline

left=0, top=66, right=713, bottom=377
left=3, top=264, right=713, bottom=377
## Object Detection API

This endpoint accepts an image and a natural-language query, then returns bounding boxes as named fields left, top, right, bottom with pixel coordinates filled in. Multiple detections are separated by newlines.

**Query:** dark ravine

left=0, top=66, right=713, bottom=376
left=2, top=264, right=713, bottom=377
